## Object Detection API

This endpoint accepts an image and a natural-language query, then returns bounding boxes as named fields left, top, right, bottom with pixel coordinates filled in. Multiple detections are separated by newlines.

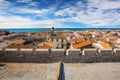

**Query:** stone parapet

left=0, top=48, right=120, bottom=63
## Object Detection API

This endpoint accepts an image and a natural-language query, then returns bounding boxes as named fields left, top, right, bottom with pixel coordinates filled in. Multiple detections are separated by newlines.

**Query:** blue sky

left=0, top=0, right=120, bottom=28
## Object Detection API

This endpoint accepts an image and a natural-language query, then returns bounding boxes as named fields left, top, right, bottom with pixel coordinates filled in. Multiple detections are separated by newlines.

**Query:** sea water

left=0, top=28, right=120, bottom=33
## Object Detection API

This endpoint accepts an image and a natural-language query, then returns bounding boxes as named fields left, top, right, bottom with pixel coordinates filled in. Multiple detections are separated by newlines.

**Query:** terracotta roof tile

left=98, top=38, right=108, bottom=43
left=71, top=37, right=85, bottom=44
left=73, top=40, right=91, bottom=49
left=100, top=41, right=111, bottom=48
left=38, top=42, right=56, bottom=49
left=12, top=39, right=25, bottom=45
left=92, top=41, right=111, bottom=49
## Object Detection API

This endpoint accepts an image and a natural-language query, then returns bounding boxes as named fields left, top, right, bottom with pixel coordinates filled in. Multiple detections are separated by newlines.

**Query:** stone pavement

left=0, top=62, right=120, bottom=80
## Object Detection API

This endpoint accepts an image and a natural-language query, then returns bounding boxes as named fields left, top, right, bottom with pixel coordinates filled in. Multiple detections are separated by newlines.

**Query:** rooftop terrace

left=0, top=48, right=120, bottom=80
left=0, top=62, right=120, bottom=80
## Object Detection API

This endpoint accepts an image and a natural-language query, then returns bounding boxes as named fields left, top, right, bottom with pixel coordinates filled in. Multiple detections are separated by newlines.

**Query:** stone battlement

left=0, top=48, right=120, bottom=63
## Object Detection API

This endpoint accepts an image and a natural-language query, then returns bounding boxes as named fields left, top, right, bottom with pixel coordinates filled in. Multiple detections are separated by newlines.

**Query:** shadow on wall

left=0, top=48, right=120, bottom=63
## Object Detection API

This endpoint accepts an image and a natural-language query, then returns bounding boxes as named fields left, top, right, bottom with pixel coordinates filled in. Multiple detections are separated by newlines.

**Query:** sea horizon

left=0, top=28, right=120, bottom=33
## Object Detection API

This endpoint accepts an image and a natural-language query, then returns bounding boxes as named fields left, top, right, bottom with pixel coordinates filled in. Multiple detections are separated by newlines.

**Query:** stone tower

left=51, top=27, right=55, bottom=36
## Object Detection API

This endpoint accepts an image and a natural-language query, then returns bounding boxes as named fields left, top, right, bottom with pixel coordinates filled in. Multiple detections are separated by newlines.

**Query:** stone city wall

left=0, top=48, right=120, bottom=63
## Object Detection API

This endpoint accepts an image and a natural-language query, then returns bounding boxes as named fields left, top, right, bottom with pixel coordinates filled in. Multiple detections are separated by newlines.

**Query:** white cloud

left=28, top=2, right=40, bottom=6
left=0, top=0, right=52, bottom=17
left=0, top=16, right=64, bottom=28
left=87, top=0, right=120, bottom=10
left=11, top=7, right=53, bottom=16
left=0, top=0, right=120, bottom=28
left=17, top=0, right=40, bottom=7
left=54, top=0, right=120, bottom=27
left=0, top=0, right=12, bottom=16
left=55, top=7, right=77, bottom=17
left=0, top=0, right=11, bottom=8
left=71, top=9, right=120, bottom=26
left=17, top=0, right=32, bottom=3
left=0, top=0, right=61, bottom=28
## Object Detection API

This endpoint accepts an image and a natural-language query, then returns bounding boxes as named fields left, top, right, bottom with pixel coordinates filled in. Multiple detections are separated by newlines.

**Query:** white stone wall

left=0, top=48, right=120, bottom=56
